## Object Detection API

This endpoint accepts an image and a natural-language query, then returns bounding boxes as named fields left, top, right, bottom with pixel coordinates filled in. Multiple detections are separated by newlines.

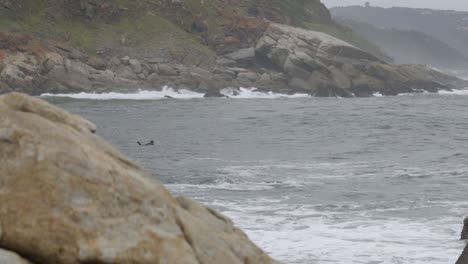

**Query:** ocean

left=44, top=89, right=468, bottom=263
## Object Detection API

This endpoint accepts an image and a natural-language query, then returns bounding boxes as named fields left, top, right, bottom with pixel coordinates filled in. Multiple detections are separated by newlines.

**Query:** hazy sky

left=321, top=0, right=468, bottom=11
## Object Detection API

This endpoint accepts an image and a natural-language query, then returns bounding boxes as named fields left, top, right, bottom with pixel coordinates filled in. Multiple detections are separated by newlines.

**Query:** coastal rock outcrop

left=0, top=23, right=467, bottom=97
left=0, top=92, right=278, bottom=264
left=254, top=23, right=467, bottom=96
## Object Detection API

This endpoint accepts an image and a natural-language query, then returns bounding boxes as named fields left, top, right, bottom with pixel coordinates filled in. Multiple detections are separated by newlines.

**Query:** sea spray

left=41, top=87, right=311, bottom=100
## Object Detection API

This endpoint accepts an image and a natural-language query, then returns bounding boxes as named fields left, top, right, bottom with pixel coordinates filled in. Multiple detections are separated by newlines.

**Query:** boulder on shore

left=0, top=92, right=278, bottom=264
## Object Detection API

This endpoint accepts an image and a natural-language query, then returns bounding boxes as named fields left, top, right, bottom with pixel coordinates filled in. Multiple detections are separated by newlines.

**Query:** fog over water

left=321, top=0, right=468, bottom=11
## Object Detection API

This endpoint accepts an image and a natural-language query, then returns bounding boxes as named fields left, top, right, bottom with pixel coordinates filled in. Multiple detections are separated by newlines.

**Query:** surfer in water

left=137, top=140, right=154, bottom=146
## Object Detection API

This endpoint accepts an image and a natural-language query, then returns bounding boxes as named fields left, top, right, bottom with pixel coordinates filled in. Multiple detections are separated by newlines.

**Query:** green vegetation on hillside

left=0, top=0, right=390, bottom=62
left=0, top=0, right=215, bottom=61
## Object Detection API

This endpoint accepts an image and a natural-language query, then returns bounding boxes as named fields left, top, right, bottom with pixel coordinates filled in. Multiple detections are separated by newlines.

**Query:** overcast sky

left=321, top=0, right=468, bottom=11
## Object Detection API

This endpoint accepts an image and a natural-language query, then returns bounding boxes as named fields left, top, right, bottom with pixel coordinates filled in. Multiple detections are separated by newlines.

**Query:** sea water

left=44, top=89, right=468, bottom=263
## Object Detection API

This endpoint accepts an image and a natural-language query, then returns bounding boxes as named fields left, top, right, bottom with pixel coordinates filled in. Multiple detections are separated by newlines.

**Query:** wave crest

left=41, top=87, right=311, bottom=100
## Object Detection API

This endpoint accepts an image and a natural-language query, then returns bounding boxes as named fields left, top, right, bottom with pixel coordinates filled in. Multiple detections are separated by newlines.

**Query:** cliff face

left=0, top=92, right=279, bottom=264
left=0, top=0, right=467, bottom=97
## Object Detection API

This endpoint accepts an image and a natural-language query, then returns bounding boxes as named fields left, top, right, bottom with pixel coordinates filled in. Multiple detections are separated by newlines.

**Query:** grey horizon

left=321, top=0, right=468, bottom=11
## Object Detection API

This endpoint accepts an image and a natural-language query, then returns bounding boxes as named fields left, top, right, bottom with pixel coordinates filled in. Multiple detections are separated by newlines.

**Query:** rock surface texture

left=0, top=249, right=32, bottom=264
left=458, top=247, right=468, bottom=264
left=1, top=26, right=466, bottom=97
left=0, top=92, right=279, bottom=264
left=458, top=218, right=468, bottom=264
left=254, top=23, right=467, bottom=96
left=1, top=3, right=467, bottom=97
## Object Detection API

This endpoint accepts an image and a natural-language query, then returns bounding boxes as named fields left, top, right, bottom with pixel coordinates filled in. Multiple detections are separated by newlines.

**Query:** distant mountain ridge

left=331, top=5, right=468, bottom=65
left=333, top=17, right=468, bottom=70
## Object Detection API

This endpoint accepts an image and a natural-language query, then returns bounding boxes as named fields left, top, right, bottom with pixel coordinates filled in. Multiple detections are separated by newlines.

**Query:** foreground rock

left=0, top=92, right=278, bottom=264
left=461, top=217, right=468, bottom=240
left=0, top=249, right=32, bottom=264
left=458, top=248, right=468, bottom=264
left=458, top=218, right=468, bottom=264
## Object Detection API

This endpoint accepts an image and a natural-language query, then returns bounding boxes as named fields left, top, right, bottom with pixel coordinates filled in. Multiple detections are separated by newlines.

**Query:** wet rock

left=204, top=87, right=228, bottom=98
left=288, top=77, right=310, bottom=91
left=0, top=93, right=278, bottom=264
left=313, top=84, right=353, bottom=98
left=350, top=83, right=373, bottom=97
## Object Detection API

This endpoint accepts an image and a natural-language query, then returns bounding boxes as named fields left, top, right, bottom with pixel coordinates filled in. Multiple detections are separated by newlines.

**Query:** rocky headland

left=0, top=92, right=279, bottom=264
left=0, top=0, right=467, bottom=97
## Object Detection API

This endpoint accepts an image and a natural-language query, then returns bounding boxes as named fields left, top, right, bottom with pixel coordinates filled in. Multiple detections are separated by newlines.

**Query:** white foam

left=438, top=89, right=468, bottom=95
left=167, top=162, right=377, bottom=192
left=208, top=200, right=464, bottom=264
left=373, top=89, right=468, bottom=97
left=41, top=87, right=204, bottom=100
left=165, top=161, right=468, bottom=263
left=222, top=87, right=310, bottom=99
left=41, top=87, right=311, bottom=100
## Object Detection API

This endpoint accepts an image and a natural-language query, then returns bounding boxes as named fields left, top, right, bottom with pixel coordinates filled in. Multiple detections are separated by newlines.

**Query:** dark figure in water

left=137, top=140, right=154, bottom=146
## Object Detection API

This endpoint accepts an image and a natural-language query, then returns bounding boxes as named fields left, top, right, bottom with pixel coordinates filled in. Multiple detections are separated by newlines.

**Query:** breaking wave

left=438, top=89, right=468, bottom=95
left=41, top=87, right=310, bottom=100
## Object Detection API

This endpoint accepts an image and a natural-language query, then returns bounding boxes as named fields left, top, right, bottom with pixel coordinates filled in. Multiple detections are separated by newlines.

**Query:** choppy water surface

left=47, top=92, right=468, bottom=264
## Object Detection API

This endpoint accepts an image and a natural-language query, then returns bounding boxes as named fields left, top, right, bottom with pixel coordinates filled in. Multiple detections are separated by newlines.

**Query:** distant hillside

left=335, top=18, right=468, bottom=69
left=0, top=0, right=331, bottom=61
left=0, top=0, right=388, bottom=62
left=331, top=6, right=468, bottom=62
left=1, top=0, right=467, bottom=97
